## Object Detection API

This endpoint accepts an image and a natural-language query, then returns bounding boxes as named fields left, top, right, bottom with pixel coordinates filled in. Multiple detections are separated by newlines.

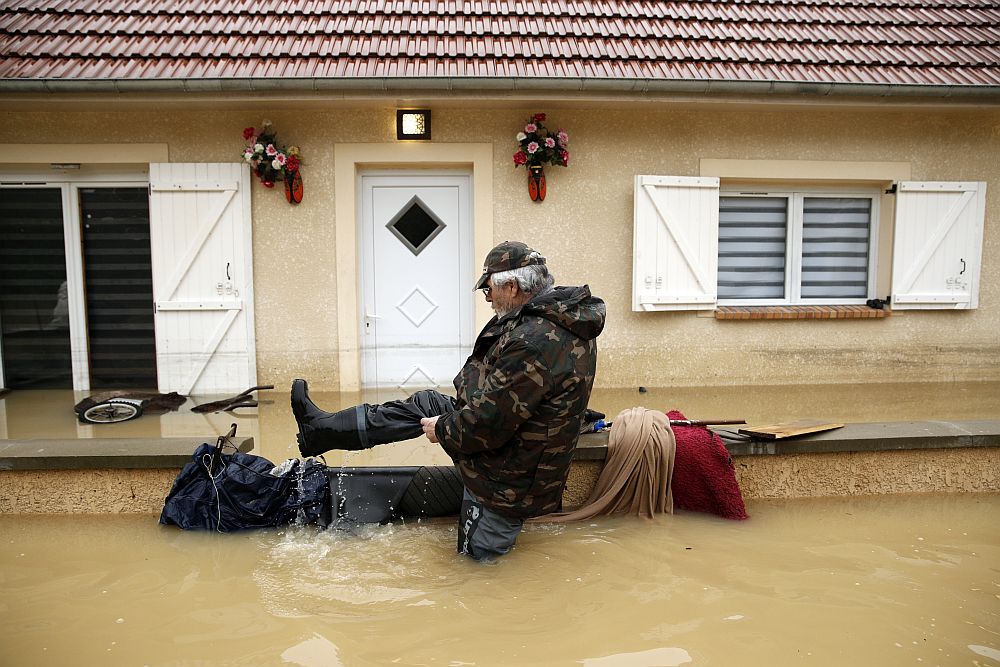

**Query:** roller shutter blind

left=0, top=188, right=71, bottom=388
left=79, top=187, right=157, bottom=389
left=718, top=192, right=875, bottom=303
left=718, top=196, right=787, bottom=300
left=801, top=197, right=871, bottom=300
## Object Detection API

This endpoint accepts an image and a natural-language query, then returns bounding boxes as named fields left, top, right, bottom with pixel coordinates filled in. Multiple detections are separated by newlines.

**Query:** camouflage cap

left=473, top=241, right=546, bottom=290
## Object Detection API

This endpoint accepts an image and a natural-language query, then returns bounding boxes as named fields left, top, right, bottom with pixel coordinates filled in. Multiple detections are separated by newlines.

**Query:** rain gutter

left=2, top=76, right=999, bottom=100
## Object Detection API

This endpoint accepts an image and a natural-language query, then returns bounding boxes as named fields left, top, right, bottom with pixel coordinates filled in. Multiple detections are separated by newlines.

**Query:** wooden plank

left=738, top=420, right=844, bottom=440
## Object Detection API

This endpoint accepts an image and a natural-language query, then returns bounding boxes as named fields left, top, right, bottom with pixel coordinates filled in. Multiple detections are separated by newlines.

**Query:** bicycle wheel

left=81, top=398, right=143, bottom=424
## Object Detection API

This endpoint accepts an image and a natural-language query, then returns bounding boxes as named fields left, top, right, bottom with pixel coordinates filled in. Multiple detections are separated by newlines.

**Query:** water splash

left=295, top=460, right=308, bottom=525
left=254, top=521, right=453, bottom=616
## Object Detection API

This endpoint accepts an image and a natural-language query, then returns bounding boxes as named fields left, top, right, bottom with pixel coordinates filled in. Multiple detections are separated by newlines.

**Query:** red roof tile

left=0, top=0, right=998, bottom=89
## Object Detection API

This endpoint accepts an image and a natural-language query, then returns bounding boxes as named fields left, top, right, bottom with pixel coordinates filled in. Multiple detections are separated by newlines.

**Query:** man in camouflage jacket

left=421, top=241, right=605, bottom=559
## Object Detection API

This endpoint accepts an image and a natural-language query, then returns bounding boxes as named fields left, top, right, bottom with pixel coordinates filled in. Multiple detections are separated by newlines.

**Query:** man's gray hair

left=491, top=261, right=555, bottom=296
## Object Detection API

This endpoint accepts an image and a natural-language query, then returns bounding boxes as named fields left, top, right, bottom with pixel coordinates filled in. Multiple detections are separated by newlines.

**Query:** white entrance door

left=360, top=172, right=473, bottom=390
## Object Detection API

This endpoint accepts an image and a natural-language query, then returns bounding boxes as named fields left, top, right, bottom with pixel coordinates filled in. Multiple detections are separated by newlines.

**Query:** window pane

left=801, top=198, right=871, bottom=299
left=80, top=187, right=157, bottom=389
left=385, top=195, right=446, bottom=256
left=718, top=197, right=787, bottom=299
left=0, top=188, right=72, bottom=388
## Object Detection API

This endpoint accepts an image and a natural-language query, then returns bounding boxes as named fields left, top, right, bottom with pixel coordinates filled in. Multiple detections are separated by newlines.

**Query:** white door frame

left=358, top=169, right=474, bottom=389
left=333, top=143, right=495, bottom=392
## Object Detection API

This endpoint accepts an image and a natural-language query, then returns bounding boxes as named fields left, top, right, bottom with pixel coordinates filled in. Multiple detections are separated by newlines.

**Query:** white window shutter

left=148, top=163, right=257, bottom=394
left=633, top=175, right=720, bottom=311
left=891, top=181, right=986, bottom=310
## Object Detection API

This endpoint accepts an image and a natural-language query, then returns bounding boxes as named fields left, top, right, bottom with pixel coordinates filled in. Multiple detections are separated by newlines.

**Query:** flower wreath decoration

left=241, top=121, right=303, bottom=204
left=513, top=113, right=569, bottom=202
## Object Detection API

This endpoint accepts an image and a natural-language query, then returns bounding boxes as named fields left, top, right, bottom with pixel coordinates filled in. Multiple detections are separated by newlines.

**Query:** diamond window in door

left=385, top=195, right=446, bottom=255
left=397, top=286, right=439, bottom=327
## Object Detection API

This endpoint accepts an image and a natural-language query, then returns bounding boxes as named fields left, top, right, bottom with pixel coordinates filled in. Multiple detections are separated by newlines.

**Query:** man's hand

left=420, top=416, right=440, bottom=443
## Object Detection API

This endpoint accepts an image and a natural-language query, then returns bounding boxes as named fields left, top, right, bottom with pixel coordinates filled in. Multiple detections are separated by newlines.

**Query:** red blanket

left=668, top=410, right=748, bottom=520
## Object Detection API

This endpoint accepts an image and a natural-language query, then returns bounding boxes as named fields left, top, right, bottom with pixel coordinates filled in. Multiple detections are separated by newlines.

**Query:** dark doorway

left=0, top=185, right=156, bottom=390
left=0, top=188, right=72, bottom=388
left=80, top=187, right=157, bottom=389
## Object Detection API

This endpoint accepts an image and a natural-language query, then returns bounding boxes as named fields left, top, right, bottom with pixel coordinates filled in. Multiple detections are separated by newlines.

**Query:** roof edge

left=2, top=77, right=999, bottom=101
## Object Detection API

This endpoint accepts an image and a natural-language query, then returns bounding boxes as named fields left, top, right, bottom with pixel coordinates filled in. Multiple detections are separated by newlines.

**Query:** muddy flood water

left=2, top=493, right=998, bottom=666
left=2, top=382, right=999, bottom=664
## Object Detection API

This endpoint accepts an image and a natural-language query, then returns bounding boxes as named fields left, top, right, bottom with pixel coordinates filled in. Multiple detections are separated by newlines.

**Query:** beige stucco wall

left=0, top=468, right=178, bottom=513
left=1, top=102, right=998, bottom=389
left=733, top=447, right=1000, bottom=498
left=3, top=447, right=996, bottom=513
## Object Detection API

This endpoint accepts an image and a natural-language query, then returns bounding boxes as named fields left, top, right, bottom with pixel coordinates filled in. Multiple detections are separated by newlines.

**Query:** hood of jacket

left=513, top=284, right=606, bottom=341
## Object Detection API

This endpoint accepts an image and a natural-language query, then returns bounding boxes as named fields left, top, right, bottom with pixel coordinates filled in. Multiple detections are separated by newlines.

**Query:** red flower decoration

left=242, top=122, right=303, bottom=201
left=514, top=113, right=569, bottom=169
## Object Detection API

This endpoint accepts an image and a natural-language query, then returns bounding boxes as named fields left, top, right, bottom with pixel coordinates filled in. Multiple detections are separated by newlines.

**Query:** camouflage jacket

left=435, top=285, right=605, bottom=518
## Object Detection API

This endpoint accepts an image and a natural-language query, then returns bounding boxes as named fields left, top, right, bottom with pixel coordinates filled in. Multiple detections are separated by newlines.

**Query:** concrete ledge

left=575, top=419, right=1000, bottom=458
left=1, top=420, right=996, bottom=469
left=719, top=420, right=1000, bottom=455
left=1, top=421, right=998, bottom=513
left=0, top=437, right=254, bottom=471
left=573, top=434, right=611, bottom=461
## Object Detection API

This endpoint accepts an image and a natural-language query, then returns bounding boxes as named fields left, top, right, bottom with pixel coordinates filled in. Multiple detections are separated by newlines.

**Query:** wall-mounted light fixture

left=396, top=109, right=432, bottom=141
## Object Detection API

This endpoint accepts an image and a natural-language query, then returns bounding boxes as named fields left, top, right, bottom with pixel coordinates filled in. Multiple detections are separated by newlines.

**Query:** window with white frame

left=717, top=189, right=878, bottom=304
left=632, top=175, right=985, bottom=312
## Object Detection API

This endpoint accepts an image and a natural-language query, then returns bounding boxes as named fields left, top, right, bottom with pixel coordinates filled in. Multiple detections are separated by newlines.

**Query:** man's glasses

left=481, top=285, right=491, bottom=297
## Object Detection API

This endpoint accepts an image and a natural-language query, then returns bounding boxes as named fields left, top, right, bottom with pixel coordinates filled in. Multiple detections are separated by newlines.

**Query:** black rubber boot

left=291, top=379, right=367, bottom=457
left=292, top=381, right=458, bottom=458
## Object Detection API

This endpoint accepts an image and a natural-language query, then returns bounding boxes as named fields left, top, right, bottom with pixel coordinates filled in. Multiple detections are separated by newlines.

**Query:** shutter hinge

left=884, top=183, right=897, bottom=195
left=866, top=295, right=891, bottom=310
